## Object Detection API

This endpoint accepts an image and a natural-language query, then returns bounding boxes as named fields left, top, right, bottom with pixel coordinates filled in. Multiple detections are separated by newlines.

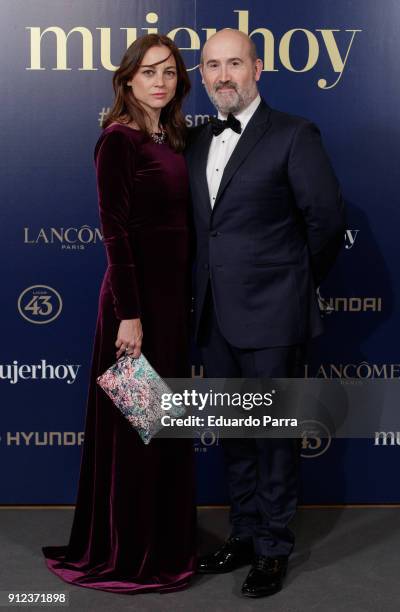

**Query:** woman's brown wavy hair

left=103, top=34, right=191, bottom=152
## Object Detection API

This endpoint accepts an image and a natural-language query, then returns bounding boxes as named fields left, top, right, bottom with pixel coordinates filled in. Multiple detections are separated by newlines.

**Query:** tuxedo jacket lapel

left=213, top=100, right=272, bottom=210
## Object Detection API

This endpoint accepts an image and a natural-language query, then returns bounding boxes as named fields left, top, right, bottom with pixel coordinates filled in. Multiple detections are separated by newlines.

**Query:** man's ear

left=254, top=58, right=263, bottom=82
left=199, top=64, right=205, bottom=84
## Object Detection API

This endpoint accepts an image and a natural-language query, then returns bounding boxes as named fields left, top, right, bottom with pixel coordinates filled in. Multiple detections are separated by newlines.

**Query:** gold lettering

left=316, top=365, right=328, bottom=378
left=36, top=432, right=48, bottom=445
left=24, top=18, right=361, bottom=88
left=142, top=11, right=159, bottom=35
left=64, top=432, right=76, bottom=445
left=349, top=297, right=362, bottom=312
left=364, top=297, right=376, bottom=312
left=279, top=29, right=319, bottom=72
left=7, top=433, right=20, bottom=445
left=202, top=27, right=217, bottom=41
left=24, top=228, right=34, bottom=244
left=64, top=228, right=78, bottom=243
left=191, top=364, right=204, bottom=378
left=390, top=365, right=400, bottom=378
left=168, top=27, right=201, bottom=72
left=343, top=364, right=357, bottom=377
left=329, top=363, right=343, bottom=378
left=335, top=297, right=348, bottom=311
left=50, top=228, right=64, bottom=243
left=168, top=27, right=200, bottom=50
left=316, top=29, right=362, bottom=89
left=26, top=26, right=96, bottom=71
left=121, top=27, right=138, bottom=48
left=235, top=10, right=277, bottom=72
left=37, top=228, right=49, bottom=243
left=372, top=364, right=387, bottom=377
left=49, top=432, right=62, bottom=445
left=142, top=27, right=158, bottom=35
left=96, top=28, right=119, bottom=71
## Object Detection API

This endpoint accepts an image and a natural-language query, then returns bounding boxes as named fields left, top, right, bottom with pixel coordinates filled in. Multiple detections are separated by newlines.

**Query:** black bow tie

left=210, top=113, right=242, bottom=136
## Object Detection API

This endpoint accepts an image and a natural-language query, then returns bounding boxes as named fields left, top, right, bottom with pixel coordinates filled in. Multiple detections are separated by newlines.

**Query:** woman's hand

left=115, top=318, right=143, bottom=359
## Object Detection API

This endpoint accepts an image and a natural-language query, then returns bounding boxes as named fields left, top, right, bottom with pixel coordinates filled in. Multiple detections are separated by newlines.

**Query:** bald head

left=200, top=29, right=257, bottom=65
left=199, top=28, right=263, bottom=116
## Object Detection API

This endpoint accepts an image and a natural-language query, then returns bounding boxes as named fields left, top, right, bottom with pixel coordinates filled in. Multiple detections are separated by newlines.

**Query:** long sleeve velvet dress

left=42, top=124, right=197, bottom=594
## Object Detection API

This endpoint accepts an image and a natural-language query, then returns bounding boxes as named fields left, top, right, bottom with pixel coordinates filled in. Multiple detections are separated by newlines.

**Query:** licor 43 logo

left=17, top=285, right=63, bottom=324
left=300, top=420, right=332, bottom=458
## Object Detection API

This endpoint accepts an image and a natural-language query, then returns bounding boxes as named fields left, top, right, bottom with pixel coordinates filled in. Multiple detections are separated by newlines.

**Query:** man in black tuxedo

left=186, top=29, right=345, bottom=598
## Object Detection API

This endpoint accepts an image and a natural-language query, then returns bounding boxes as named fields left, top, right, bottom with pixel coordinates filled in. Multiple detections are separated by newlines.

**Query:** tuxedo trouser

left=197, top=285, right=304, bottom=557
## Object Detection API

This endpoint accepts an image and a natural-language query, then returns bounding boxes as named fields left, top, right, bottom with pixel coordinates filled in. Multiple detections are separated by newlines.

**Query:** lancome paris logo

left=304, top=363, right=400, bottom=379
left=26, top=10, right=361, bottom=89
left=24, top=226, right=102, bottom=251
left=0, top=432, right=84, bottom=446
left=18, top=285, right=62, bottom=324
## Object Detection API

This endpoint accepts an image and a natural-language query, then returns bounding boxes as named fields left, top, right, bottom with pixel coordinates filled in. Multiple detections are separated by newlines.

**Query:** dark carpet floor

left=1, top=507, right=400, bottom=611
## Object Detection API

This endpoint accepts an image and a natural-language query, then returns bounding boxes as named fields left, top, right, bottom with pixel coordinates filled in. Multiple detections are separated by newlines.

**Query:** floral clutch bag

left=97, top=353, right=185, bottom=444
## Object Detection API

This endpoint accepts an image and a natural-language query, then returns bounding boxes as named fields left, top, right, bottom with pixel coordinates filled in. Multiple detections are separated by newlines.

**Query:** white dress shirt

left=206, top=94, right=261, bottom=208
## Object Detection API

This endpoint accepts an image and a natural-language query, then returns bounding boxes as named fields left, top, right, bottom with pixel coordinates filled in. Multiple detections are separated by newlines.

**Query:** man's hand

left=115, top=318, right=143, bottom=359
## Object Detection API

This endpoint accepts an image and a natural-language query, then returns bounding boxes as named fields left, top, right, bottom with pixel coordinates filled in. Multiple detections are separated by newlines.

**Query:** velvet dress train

left=42, top=124, right=197, bottom=593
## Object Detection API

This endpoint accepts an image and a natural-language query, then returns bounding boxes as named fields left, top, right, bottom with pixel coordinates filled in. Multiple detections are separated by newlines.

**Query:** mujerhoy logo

left=0, top=360, right=81, bottom=384
left=25, top=11, right=361, bottom=89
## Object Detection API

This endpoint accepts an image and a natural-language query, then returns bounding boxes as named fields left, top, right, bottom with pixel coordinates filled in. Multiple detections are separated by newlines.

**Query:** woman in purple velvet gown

left=42, top=34, right=196, bottom=594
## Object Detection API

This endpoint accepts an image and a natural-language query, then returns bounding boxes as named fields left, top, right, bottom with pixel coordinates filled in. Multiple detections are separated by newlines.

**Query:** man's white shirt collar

left=207, top=94, right=262, bottom=208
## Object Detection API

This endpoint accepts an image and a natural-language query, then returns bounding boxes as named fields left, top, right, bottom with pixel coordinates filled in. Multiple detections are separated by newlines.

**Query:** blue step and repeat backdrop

left=1, top=1, right=399, bottom=504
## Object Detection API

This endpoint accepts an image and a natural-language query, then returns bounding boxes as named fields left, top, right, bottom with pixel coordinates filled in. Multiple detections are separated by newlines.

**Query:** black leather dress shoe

left=197, top=537, right=254, bottom=574
left=241, top=555, right=288, bottom=597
